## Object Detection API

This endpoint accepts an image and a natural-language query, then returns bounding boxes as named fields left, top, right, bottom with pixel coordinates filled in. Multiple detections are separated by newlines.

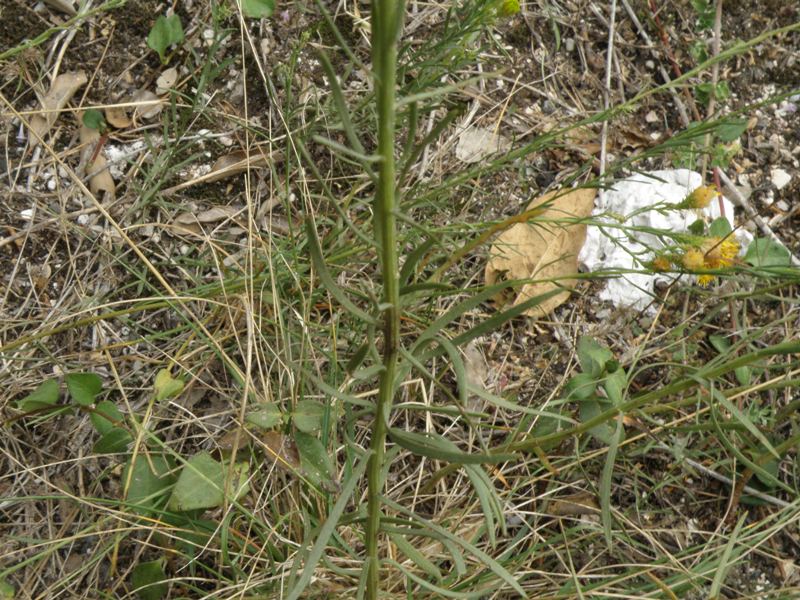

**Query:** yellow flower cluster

left=648, top=236, right=740, bottom=286
left=677, top=185, right=719, bottom=210
left=681, top=236, right=740, bottom=286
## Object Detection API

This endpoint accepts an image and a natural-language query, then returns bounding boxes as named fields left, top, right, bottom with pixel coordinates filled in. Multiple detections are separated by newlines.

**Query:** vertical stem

left=365, top=2, right=403, bottom=598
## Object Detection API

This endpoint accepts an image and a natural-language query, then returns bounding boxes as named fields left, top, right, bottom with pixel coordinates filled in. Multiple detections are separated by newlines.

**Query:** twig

left=598, top=0, right=618, bottom=203
left=620, top=0, right=691, bottom=128
left=717, top=170, right=800, bottom=266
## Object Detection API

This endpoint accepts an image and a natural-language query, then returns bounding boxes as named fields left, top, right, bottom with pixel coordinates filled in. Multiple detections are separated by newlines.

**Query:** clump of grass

left=2, top=1, right=800, bottom=599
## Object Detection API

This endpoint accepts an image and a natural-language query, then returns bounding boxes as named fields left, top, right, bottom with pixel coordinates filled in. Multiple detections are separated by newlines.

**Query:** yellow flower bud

left=679, top=185, right=719, bottom=209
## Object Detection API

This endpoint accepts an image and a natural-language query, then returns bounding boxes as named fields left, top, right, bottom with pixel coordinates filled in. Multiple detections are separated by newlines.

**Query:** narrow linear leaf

left=285, top=453, right=370, bottom=600
left=601, top=415, right=624, bottom=548
left=382, top=497, right=528, bottom=598
left=388, top=428, right=516, bottom=464
left=389, top=533, right=443, bottom=582
left=305, top=219, right=377, bottom=325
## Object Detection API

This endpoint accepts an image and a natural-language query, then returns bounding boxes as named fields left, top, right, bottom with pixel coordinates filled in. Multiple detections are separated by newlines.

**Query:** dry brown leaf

left=484, top=187, right=596, bottom=318
left=462, top=340, right=489, bottom=411
left=28, top=71, right=87, bottom=146
left=42, top=0, right=77, bottom=15
left=105, top=104, right=132, bottom=128
left=156, top=67, right=178, bottom=94
left=131, top=89, right=163, bottom=121
left=160, top=149, right=280, bottom=195
left=174, top=205, right=243, bottom=225
left=455, top=126, right=510, bottom=164
left=258, top=431, right=301, bottom=472
left=547, top=492, right=600, bottom=516
left=217, top=427, right=250, bottom=454
left=79, top=124, right=115, bottom=198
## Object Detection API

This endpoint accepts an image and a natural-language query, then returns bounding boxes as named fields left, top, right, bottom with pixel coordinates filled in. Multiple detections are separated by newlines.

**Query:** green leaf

left=167, top=452, right=249, bottom=512
left=154, top=369, right=184, bottom=402
left=687, top=219, right=705, bottom=236
left=285, top=454, right=370, bottom=600
left=17, top=379, right=60, bottom=412
left=579, top=399, right=617, bottom=445
left=602, top=368, right=627, bottom=406
left=90, top=400, right=123, bottom=435
left=245, top=402, right=283, bottom=429
left=147, top=15, right=184, bottom=64
left=600, top=415, right=624, bottom=548
left=124, top=454, right=177, bottom=514
left=66, top=373, right=103, bottom=406
left=93, top=427, right=132, bottom=454
left=715, top=117, right=749, bottom=142
left=576, top=337, right=611, bottom=378
left=294, top=431, right=335, bottom=489
left=292, top=399, right=326, bottom=434
left=565, top=373, right=597, bottom=401
left=240, top=0, right=275, bottom=19
left=82, top=109, right=106, bottom=132
left=708, top=216, right=732, bottom=238
left=389, top=428, right=517, bottom=464
left=131, top=558, right=167, bottom=600
left=0, top=579, right=14, bottom=600
left=388, top=535, right=443, bottom=582
left=744, top=237, right=792, bottom=268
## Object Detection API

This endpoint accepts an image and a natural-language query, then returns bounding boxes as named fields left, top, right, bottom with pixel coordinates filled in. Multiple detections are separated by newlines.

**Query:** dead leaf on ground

left=455, top=126, right=511, bottom=164
left=79, top=124, right=115, bottom=198
left=462, top=340, right=490, bottom=411
left=547, top=491, right=600, bottom=516
left=174, top=205, right=243, bottom=226
left=156, top=67, right=178, bottom=95
left=257, top=431, right=301, bottom=472
left=42, top=0, right=77, bottom=15
left=484, top=187, right=596, bottom=318
left=160, top=149, right=280, bottom=195
left=217, top=427, right=251, bottom=455
left=131, top=89, right=163, bottom=121
left=105, top=103, right=132, bottom=129
left=28, top=71, right=87, bottom=146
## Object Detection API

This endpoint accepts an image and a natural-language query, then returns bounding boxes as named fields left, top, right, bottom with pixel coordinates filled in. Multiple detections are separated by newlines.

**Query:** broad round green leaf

left=146, top=15, right=184, bottom=64
left=241, top=0, right=275, bottom=19
left=66, top=373, right=103, bottom=406
left=131, top=559, right=167, bottom=600
left=93, top=427, right=133, bottom=454
left=167, top=453, right=249, bottom=512
left=245, top=402, right=283, bottom=429
left=17, top=379, right=60, bottom=412
left=90, top=400, right=123, bottom=435
left=292, top=400, right=325, bottom=434
left=154, top=369, right=184, bottom=402
left=124, top=454, right=176, bottom=514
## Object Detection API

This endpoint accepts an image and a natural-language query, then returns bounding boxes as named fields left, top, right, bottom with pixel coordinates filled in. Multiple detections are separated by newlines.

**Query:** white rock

left=771, top=168, right=792, bottom=190
left=578, top=169, right=752, bottom=312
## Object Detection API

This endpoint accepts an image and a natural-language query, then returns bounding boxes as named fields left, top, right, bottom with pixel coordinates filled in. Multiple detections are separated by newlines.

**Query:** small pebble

left=771, top=168, right=792, bottom=190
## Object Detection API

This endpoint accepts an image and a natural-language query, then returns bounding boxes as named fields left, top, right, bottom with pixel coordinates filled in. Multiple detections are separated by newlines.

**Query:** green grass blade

left=305, top=218, right=377, bottom=325
left=286, top=452, right=371, bottom=600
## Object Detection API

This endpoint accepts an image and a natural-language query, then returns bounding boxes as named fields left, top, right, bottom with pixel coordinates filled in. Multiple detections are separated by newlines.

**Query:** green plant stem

left=365, top=2, right=403, bottom=598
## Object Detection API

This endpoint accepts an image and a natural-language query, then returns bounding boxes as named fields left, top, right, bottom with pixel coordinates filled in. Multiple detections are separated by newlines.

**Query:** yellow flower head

left=678, top=185, right=719, bottom=209
left=650, top=255, right=672, bottom=272
left=497, top=0, right=521, bottom=16
left=700, top=236, right=740, bottom=269
left=682, top=248, right=706, bottom=271
left=681, top=236, right=740, bottom=286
